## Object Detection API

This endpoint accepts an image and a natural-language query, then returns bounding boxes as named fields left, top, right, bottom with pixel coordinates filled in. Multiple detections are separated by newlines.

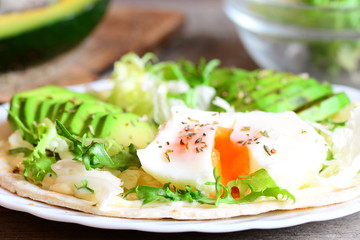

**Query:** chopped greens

left=56, top=120, right=141, bottom=171
left=16, top=119, right=58, bottom=182
left=210, top=169, right=295, bottom=206
left=10, top=116, right=142, bottom=183
left=125, top=168, right=295, bottom=206
left=125, top=183, right=214, bottom=205
left=23, top=152, right=56, bottom=182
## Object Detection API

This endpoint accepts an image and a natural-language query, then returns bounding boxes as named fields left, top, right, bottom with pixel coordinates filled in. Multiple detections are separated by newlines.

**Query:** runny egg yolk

left=213, top=127, right=250, bottom=185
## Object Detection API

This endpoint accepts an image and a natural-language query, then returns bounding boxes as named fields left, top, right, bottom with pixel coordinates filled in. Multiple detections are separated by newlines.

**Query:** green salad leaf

left=20, top=119, right=58, bottom=182
left=125, top=168, right=295, bottom=205
left=109, top=53, right=220, bottom=124
left=56, top=120, right=141, bottom=171
left=209, top=169, right=296, bottom=206
left=125, top=183, right=214, bottom=205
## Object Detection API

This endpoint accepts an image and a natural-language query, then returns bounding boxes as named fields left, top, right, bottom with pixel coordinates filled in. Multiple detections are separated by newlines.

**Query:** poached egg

left=137, top=107, right=328, bottom=195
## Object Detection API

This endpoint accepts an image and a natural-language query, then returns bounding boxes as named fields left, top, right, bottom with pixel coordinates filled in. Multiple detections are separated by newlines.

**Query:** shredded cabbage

left=108, top=53, right=220, bottom=124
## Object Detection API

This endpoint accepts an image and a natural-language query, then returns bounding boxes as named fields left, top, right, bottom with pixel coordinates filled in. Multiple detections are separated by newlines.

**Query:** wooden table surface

left=1, top=0, right=360, bottom=239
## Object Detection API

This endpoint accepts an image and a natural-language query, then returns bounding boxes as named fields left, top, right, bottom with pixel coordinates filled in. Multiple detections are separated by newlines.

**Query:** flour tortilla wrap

left=2, top=153, right=360, bottom=220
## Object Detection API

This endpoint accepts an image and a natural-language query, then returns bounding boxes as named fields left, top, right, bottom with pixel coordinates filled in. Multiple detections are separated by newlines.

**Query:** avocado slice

left=9, top=85, right=71, bottom=130
left=10, top=86, right=65, bottom=117
left=231, top=76, right=320, bottom=112
left=297, top=92, right=351, bottom=122
left=9, top=85, right=101, bottom=139
left=10, top=85, right=96, bottom=122
left=249, top=73, right=294, bottom=99
left=256, top=78, right=319, bottom=109
left=54, top=101, right=79, bottom=125
left=20, top=96, right=47, bottom=130
left=81, top=112, right=109, bottom=138
left=35, top=93, right=96, bottom=124
left=264, top=84, right=333, bottom=112
left=0, top=0, right=109, bottom=71
left=252, top=76, right=317, bottom=100
left=68, top=102, right=122, bottom=136
left=37, top=99, right=60, bottom=125
left=96, top=113, right=156, bottom=149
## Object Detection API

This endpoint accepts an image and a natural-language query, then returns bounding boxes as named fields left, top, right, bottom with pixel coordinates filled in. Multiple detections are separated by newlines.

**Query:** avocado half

left=0, top=0, right=109, bottom=71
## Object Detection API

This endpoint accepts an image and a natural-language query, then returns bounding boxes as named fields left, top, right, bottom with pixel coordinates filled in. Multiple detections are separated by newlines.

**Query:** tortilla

left=2, top=151, right=360, bottom=220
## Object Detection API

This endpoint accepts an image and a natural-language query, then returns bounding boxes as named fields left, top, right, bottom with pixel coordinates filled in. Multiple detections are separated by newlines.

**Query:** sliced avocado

left=253, top=77, right=317, bottom=101
left=10, top=85, right=97, bottom=125
left=297, top=92, right=351, bottom=122
left=27, top=87, right=96, bottom=122
left=37, top=99, right=60, bottom=125
left=96, top=113, right=156, bottom=149
left=54, top=101, right=76, bottom=123
left=48, top=100, right=68, bottom=123
left=81, top=112, right=109, bottom=137
left=264, top=84, right=333, bottom=112
left=257, top=78, right=319, bottom=109
left=20, top=96, right=47, bottom=130
left=9, top=85, right=68, bottom=127
left=68, top=102, right=122, bottom=136
left=249, top=73, right=292, bottom=99
left=9, top=84, right=130, bottom=146
left=231, top=76, right=320, bottom=112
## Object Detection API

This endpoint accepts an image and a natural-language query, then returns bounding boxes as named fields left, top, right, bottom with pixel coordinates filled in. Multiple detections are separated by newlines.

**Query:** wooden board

left=0, top=4, right=184, bottom=102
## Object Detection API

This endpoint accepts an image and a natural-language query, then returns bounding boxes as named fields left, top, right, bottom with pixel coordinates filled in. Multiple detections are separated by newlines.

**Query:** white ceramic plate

left=1, top=80, right=360, bottom=233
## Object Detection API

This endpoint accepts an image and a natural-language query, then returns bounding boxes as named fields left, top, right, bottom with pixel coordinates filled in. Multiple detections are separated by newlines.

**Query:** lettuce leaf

left=126, top=168, right=295, bottom=206
left=125, top=183, right=214, bottom=205
left=109, top=53, right=220, bottom=124
left=209, top=169, right=296, bottom=206
left=55, top=120, right=141, bottom=171
left=21, top=119, right=58, bottom=182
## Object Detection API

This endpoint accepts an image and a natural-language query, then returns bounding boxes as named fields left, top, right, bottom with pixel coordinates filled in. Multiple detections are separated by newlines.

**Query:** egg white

left=137, top=107, right=220, bottom=194
left=229, top=111, right=328, bottom=190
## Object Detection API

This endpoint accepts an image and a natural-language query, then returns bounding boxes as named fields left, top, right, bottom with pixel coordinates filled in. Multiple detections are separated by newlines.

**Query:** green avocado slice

left=9, top=86, right=70, bottom=130
left=20, top=96, right=52, bottom=131
left=54, top=101, right=79, bottom=125
left=256, top=78, right=319, bottom=109
left=297, top=92, right=351, bottom=122
left=9, top=85, right=101, bottom=142
left=10, top=86, right=64, bottom=118
left=68, top=102, right=122, bottom=136
left=35, top=93, right=96, bottom=124
left=264, top=84, right=333, bottom=112
left=81, top=112, right=109, bottom=138
left=249, top=73, right=296, bottom=99
left=96, top=113, right=156, bottom=149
